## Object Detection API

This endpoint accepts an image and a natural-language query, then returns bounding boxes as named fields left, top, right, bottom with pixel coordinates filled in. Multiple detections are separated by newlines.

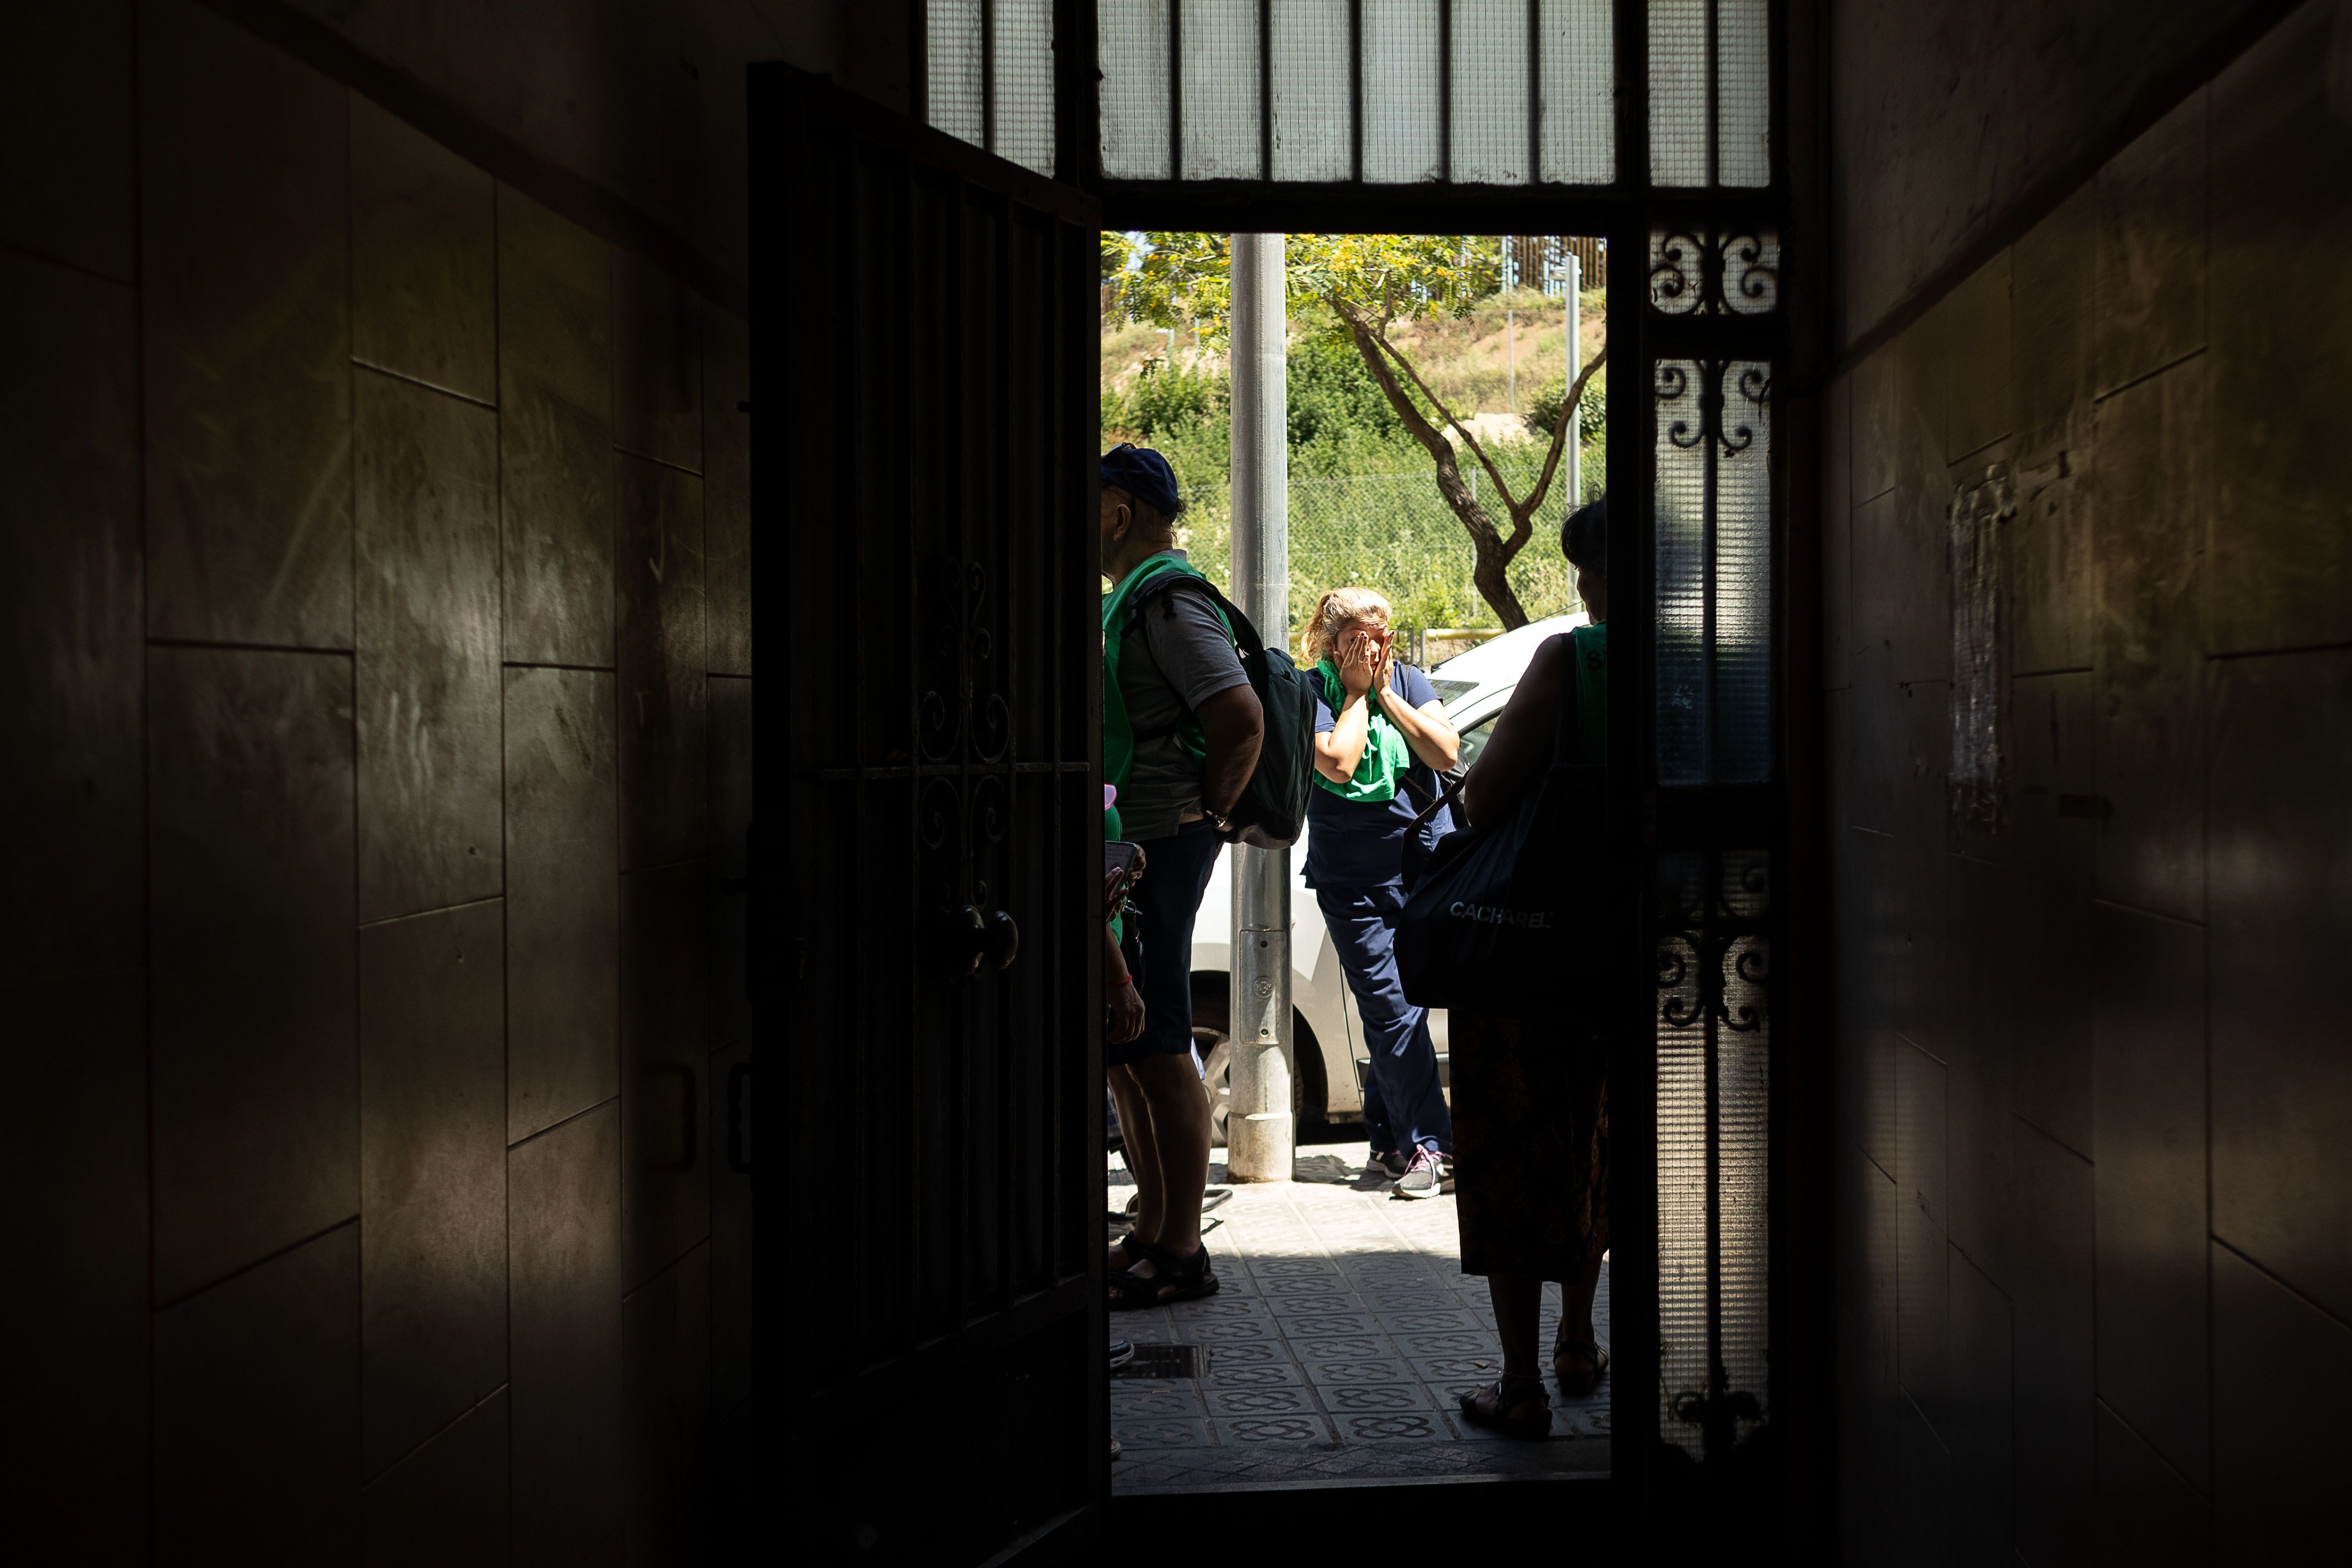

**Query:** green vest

left=1570, top=622, right=1608, bottom=763
left=1099, top=551, right=1232, bottom=795
left=1310, top=658, right=1413, bottom=804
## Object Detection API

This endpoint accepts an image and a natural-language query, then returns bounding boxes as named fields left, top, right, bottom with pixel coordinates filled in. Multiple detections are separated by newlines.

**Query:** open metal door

left=748, top=65, right=1104, bottom=1564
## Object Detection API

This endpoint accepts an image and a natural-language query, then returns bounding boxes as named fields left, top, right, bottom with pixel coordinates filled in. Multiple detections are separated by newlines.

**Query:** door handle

left=951, top=904, right=1019, bottom=977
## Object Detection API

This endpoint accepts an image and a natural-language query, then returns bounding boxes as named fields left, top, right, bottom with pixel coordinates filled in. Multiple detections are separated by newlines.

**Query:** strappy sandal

left=1108, top=1241, right=1220, bottom=1310
left=1552, top=1329, right=1611, bottom=1397
left=1457, top=1374, right=1553, bottom=1440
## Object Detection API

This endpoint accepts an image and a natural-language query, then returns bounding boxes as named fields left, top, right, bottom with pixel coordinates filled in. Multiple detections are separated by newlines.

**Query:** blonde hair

left=1302, top=586, right=1393, bottom=663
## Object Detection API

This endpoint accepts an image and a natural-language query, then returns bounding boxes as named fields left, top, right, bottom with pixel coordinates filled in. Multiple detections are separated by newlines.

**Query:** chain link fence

left=1174, top=459, right=1598, bottom=654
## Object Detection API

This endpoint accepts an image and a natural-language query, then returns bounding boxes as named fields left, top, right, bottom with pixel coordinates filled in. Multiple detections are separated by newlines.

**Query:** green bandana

left=1312, top=657, right=1413, bottom=804
left=1100, top=552, right=1229, bottom=795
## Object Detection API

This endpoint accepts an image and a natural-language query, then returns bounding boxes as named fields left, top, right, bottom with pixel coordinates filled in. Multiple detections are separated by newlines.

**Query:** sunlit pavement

left=1109, top=1140, right=1611, bottom=1492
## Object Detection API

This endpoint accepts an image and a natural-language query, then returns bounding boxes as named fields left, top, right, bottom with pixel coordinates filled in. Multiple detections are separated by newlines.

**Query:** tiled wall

left=2, top=1, right=752, bottom=1559
left=1825, top=3, right=2352, bottom=1560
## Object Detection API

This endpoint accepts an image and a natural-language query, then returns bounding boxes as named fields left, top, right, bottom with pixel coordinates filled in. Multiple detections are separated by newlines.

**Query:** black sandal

left=1457, top=1374, right=1553, bottom=1439
left=1108, top=1241, right=1220, bottom=1310
left=1552, top=1329, right=1610, bottom=1396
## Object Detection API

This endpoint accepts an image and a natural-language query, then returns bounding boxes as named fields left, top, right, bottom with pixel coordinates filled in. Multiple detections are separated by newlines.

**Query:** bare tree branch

left=1509, top=344, right=1609, bottom=529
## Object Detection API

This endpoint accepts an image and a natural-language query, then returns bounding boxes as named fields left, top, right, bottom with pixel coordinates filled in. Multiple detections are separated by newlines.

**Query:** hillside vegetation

left=1102, top=284, right=1607, bottom=636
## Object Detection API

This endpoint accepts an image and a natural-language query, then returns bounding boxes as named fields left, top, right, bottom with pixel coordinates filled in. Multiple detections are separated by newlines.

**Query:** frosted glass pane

left=1655, top=850, right=1772, bottom=1459
left=1714, top=363, right=1772, bottom=783
left=1714, top=897, right=1771, bottom=1451
left=1717, top=0, right=1770, bottom=186
left=1654, top=903, right=1709, bottom=1460
left=1451, top=0, right=1530, bottom=183
left=1180, top=0, right=1262, bottom=180
left=1362, top=0, right=1441, bottom=182
left=996, top=0, right=1057, bottom=174
left=1649, top=0, right=1706, bottom=186
left=928, top=0, right=984, bottom=149
left=1540, top=0, right=1614, bottom=184
left=1653, top=357, right=1774, bottom=785
left=1101, top=0, right=1173, bottom=178
left=1273, top=0, right=1352, bottom=180
left=1654, top=358, right=1708, bottom=785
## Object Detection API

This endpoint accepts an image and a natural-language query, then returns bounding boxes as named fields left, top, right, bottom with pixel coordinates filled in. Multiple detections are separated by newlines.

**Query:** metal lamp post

left=1225, top=231, right=1293, bottom=1184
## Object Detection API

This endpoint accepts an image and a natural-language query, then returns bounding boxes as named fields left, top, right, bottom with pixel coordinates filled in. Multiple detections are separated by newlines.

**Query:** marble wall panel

left=360, top=900, right=508, bottom=1477
left=702, top=299, right=752, bottom=677
left=149, top=646, right=357, bottom=1301
left=361, top=1390, right=508, bottom=1568
left=2208, top=649, right=2352, bottom=1322
left=614, top=248, right=701, bottom=473
left=2207, top=3, right=2352, bottom=655
left=504, top=667, right=621, bottom=1142
left=153, top=1225, right=360, bottom=1562
left=510, top=1102, right=625, bottom=1567
left=2092, top=358, right=2207, bottom=923
left=499, top=186, right=614, bottom=669
left=0, top=251, right=142, bottom=989
left=6, top=973, right=148, bottom=1558
left=351, top=95, right=495, bottom=403
left=617, top=456, right=707, bottom=871
left=2212, top=1244, right=2352, bottom=1561
left=2091, top=904, right=2210, bottom=1487
left=354, top=371, right=503, bottom=922
left=0, top=1, right=135, bottom=281
left=139, top=0, right=351, bottom=649
left=2094, top=90, right=2207, bottom=397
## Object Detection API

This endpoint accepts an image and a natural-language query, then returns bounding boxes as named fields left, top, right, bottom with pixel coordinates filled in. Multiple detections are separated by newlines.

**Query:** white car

left=1187, top=612, right=1587, bottom=1142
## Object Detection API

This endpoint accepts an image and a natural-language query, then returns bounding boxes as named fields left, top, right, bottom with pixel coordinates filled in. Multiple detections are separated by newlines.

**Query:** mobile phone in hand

left=1104, top=841, right=1143, bottom=918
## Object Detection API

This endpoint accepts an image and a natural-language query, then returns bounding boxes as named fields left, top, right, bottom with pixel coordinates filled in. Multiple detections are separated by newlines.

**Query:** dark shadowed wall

left=1828, top=0, right=2298, bottom=353
left=0, top=0, right=765, bottom=1558
left=1824, top=0, right=2352, bottom=1560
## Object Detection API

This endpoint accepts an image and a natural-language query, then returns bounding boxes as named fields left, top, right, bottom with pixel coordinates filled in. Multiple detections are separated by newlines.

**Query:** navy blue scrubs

left=1306, top=663, right=1455, bottom=1157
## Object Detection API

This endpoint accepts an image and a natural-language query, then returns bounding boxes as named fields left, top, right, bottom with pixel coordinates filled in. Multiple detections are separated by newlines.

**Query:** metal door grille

left=754, top=66, right=1103, bottom=1562
left=884, top=0, right=1803, bottom=1519
left=1639, top=195, right=1782, bottom=1465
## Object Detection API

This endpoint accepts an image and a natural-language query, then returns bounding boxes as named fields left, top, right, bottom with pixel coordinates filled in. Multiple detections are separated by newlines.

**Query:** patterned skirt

left=1448, top=1008, right=1610, bottom=1281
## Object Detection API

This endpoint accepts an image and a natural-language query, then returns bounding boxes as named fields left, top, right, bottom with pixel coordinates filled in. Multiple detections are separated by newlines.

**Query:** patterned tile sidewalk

left=1109, top=1142, right=1611, bottom=1492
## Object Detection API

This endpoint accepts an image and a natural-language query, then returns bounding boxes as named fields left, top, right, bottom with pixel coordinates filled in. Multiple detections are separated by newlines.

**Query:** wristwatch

left=1204, top=809, right=1233, bottom=833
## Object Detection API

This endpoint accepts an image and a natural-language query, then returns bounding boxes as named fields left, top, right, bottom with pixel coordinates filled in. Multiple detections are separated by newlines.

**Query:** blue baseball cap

left=1101, top=443, right=1181, bottom=520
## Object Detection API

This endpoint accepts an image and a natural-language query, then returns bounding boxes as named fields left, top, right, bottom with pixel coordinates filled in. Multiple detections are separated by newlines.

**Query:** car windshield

left=1455, top=707, right=1505, bottom=774
left=1428, top=678, right=1479, bottom=706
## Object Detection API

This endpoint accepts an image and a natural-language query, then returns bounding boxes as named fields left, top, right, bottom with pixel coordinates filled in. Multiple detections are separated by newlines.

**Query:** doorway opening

left=1099, top=229, right=1614, bottom=1489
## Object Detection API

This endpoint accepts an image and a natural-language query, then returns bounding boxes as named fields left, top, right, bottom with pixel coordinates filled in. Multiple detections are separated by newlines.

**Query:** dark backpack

left=1124, top=572, right=1318, bottom=850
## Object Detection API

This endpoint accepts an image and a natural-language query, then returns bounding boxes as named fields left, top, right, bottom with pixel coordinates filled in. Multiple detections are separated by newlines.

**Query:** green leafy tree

left=1103, top=231, right=1606, bottom=628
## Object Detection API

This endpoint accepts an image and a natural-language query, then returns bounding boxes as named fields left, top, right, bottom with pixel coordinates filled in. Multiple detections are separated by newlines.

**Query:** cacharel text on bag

left=1447, top=901, right=1551, bottom=930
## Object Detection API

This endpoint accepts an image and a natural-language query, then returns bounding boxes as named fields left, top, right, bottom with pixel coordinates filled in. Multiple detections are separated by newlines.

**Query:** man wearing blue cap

left=1099, top=443, right=1263, bottom=1309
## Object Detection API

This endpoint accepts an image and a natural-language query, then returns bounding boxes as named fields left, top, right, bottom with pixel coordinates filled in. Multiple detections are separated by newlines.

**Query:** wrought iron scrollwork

left=1653, top=851, right=1772, bottom=1038
left=920, top=558, right=1009, bottom=765
left=1655, top=848, right=1774, bottom=1461
left=918, top=558, right=1019, bottom=979
left=1648, top=228, right=1781, bottom=316
left=1653, top=359, right=1772, bottom=459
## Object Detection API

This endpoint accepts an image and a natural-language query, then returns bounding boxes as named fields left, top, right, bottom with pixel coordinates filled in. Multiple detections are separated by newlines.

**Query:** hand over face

left=1336, top=625, right=1387, bottom=698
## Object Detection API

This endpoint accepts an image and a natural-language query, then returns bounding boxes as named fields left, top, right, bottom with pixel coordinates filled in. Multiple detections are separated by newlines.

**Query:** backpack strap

left=1119, top=572, right=1263, bottom=745
left=1548, top=630, right=1586, bottom=767
left=1123, top=568, right=1259, bottom=660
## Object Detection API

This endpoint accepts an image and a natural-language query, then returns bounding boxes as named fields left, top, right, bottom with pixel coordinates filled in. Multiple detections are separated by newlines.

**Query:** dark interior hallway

left=4, top=1, right=2348, bottom=1562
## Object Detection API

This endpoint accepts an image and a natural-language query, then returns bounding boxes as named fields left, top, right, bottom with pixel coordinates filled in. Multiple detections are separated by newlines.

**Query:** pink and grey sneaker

left=1393, top=1145, right=1446, bottom=1199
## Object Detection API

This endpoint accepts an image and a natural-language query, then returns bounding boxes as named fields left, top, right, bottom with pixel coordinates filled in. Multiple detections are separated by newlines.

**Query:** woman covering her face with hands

left=1300, top=587, right=1461, bottom=1198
